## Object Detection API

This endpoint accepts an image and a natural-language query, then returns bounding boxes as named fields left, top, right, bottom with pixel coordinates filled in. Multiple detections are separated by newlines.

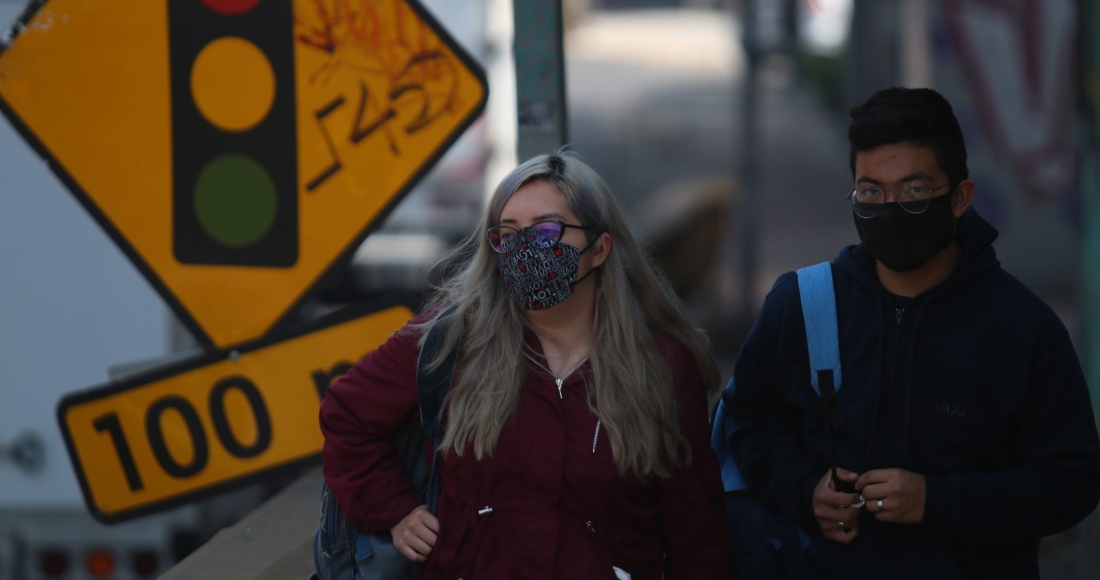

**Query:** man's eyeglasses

left=486, top=220, right=595, bottom=253
left=847, top=182, right=951, bottom=218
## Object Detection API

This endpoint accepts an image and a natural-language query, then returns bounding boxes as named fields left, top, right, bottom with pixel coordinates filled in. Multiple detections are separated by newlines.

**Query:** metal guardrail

left=160, top=467, right=321, bottom=580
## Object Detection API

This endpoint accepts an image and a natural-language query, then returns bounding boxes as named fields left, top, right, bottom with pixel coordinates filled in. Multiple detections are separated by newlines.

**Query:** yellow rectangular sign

left=57, top=304, right=413, bottom=523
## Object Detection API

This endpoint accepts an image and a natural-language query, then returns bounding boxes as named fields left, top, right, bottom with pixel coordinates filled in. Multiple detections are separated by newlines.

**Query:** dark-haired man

left=722, top=87, right=1100, bottom=577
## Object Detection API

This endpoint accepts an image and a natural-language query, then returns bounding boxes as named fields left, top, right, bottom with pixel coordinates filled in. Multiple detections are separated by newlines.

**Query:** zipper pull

left=896, top=308, right=904, bottom=325
left=556, top=378, right=563, bottom=399
left=586, top=520, right=596, bottom=534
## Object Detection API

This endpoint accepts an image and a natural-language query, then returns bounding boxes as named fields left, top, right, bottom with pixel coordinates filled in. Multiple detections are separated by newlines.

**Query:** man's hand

left=856, top=468, right=926, bottom=524
left=390, top=505, right=439, bottom=563
left=813, top=467, right=862, bottom=543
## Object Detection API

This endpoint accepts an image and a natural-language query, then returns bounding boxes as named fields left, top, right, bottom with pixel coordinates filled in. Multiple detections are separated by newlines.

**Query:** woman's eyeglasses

left=486, top=220, right=595, bottom=253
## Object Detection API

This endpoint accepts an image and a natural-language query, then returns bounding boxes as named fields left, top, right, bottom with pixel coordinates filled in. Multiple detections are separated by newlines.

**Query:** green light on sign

left=194, top=153, right=277, bottom=248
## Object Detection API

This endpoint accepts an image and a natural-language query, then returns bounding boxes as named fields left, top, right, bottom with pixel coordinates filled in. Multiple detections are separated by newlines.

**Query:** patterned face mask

left=495, top=229, right=595, bottom=311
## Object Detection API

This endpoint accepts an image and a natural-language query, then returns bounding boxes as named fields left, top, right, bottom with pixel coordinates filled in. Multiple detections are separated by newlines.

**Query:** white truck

left=0, top=16, right=199, bottom=577
left=0, top=0, right=496, bottom=578
left=0, top=0, right=236, bottom=573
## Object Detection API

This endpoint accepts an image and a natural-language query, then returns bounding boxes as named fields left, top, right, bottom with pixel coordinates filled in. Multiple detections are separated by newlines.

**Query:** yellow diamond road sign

left=0, top=0, right=487, bottom=349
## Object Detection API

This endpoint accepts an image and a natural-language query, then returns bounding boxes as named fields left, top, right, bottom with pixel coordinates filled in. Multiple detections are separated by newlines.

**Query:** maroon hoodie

left=320, top=311, right=732, bottom=579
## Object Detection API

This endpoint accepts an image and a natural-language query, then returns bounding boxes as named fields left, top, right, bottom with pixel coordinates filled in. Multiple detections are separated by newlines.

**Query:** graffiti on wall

left=943, top=0, right=1077, bottom=204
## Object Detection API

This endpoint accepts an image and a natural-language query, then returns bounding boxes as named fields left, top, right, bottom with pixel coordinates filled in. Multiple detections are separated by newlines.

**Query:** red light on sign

left=200, top=0, right=262, bottom=16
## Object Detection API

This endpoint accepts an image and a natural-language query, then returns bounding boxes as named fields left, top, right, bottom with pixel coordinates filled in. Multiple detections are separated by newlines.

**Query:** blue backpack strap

left=796, top=262, right=852, bottom=493
left=711, top=395, right=749, bottom=492
left=796, top=262, right=841, bottom=396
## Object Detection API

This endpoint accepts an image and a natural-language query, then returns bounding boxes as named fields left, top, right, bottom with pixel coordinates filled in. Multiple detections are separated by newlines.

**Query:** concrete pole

left=900, top=0, right=932, bottom=88
left=1068, top=3, right=1100, bottom=575
left=512, top=0, right=568, bottom=162
left=846, top=0, right=901, bottom=105
left=738, top=0, right=760, bottom=324
left=1082, top=0, right=1100, bottom=430
left=484, top=0, right=518, bottom=196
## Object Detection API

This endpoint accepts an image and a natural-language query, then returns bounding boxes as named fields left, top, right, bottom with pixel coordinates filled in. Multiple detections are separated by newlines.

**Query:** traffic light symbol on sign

left=170, top=0, right=298, bottom=267
left=0, top=0, right=488, bottom=348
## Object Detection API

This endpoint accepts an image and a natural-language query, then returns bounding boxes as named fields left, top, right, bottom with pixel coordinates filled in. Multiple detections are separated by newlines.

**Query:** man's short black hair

left=848, top=87, right=968, bottom=189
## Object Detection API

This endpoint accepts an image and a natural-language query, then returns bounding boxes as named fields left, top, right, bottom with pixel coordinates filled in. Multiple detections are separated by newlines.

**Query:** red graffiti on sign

left=944, top=0, right=1076, bottom=202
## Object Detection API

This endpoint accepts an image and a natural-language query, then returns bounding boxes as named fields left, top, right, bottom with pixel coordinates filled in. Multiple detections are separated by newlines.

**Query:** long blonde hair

left=419, top=150, right=720, bottom=481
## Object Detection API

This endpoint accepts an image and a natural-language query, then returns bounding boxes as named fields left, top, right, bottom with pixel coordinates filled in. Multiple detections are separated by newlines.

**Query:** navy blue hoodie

left=725, top=207, right=1100, bottom=578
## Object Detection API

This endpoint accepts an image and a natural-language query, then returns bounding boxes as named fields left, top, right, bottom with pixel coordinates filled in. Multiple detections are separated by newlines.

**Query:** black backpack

left=312, top=311, right=458, bottom=580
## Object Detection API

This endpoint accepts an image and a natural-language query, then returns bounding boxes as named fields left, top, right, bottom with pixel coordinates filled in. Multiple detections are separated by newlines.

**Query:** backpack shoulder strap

left=416, top=305, right=459, bottom=439
left=316, top=307, right=460, bottom=579
left=795, top=262, right=841, bottom=397
left=414, top=304, right=459, bottom=515
left=710, top=395, right=749, bottom=492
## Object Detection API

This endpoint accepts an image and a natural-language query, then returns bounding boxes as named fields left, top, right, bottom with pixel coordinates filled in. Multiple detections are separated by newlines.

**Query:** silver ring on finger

left=838, top=521, right=845, bottom=529
left=877, top=498, right=884, bottom=511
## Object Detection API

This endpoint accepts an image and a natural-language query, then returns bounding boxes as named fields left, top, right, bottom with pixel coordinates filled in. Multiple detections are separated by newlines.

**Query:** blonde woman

left=320, top=151, right=732, bottom=579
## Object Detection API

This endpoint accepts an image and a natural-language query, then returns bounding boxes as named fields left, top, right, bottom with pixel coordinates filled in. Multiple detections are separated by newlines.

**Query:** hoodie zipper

left=883, top=299, right=911, bottom=467
left=524, top=353, right=588, bottom=399
left=524, top=352, right=602, bottom=453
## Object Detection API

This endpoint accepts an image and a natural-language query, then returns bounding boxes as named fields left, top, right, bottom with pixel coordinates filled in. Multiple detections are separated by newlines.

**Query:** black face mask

left=496, top=233, right=596, bottom=311
left=853, top=193, right=956, bottom=272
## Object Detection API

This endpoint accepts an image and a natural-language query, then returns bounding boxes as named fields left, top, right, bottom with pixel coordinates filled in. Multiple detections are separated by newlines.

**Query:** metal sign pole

left=513, top=0, right=568, bottom=162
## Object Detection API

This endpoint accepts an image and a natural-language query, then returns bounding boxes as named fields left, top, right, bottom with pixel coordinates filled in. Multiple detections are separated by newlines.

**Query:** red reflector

left=132, top=549, right=159, bottom=577
left=85, top=549, right=115, bottom=578
left=39, top=548, right=69, bottom=578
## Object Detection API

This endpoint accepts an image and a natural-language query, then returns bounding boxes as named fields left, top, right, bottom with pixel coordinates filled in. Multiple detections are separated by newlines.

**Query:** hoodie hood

left=834, top=206, right=1001, bottom=295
